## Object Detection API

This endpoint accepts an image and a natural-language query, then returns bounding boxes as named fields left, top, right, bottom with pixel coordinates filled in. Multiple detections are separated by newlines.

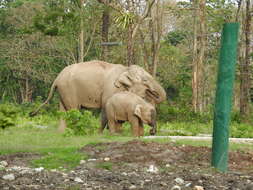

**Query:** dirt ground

left=0, top=140, right=253, bottom=190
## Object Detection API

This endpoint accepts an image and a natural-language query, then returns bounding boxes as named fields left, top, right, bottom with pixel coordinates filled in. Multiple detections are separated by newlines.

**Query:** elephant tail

left=29, top=80, right=57, bottom=117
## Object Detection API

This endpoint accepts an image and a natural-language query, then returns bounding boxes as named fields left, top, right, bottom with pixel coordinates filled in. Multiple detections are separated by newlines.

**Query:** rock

left=171, top=185, right=181, bottom=190
left=194, top=185, right=204, bottom=190
left=104, top=157, right=110, bottom=161
left=0, top=161, right=8, bottom=167
left=147, top=165, right=159, bottom=173
left=80, top=160, right=86, bottom=164
left=2, top=174, right=15, bottom=181
left=244, top=184, right=253, bottom=190
left=122, top=172, right=128, bottom=176
left=34, top=167, right=44, bottom=172
left=129, top=185, right=137, bottom=189
left=87, top=158, right=97, bottom=162
left=20, top=168, right=32, bottom=175
left=175, top=177, right=184, bottom=184
left=74, top=177, right=84, bottom=183
left=165, top=164, right=171, bottom=168
left=185, top=182, right=192, bottom=187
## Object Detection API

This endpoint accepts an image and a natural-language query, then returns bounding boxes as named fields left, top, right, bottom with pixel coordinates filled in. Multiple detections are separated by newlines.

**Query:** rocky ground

left=0, top=140, right=253, bottom=190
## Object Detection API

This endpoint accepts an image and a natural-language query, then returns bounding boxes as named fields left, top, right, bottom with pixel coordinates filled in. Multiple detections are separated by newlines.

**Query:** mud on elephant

left=31, top=60, right=166, bottom=132
left=102, top=92, right=157, bottom=137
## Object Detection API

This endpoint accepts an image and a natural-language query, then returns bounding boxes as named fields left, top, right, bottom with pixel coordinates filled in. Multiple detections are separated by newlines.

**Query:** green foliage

left=96, top=162, right=113, bottom=170
left=62, top=110, right=99, bottom=136
left=230, top=123, right=253, bottom=138
left=114, top=12, right=135, bottom=29
left=157, top=101, right=212, bottom=123
left=165, top=30, right=187, bottom=46
left=0, top=103, right=19, bottom=129
left=32, top=147, right=88, bottom=170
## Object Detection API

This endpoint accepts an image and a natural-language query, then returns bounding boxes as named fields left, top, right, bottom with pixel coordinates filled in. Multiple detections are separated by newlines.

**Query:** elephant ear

left=134, top=104, right=142, bottom=119
left=114, top=71, right=133, bottom=88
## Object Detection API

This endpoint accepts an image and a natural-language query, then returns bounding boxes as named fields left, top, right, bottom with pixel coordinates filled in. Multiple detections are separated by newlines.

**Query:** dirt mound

left=1, top=140, right=253, bottom=189
left=81, top=140, right=253, bottom=173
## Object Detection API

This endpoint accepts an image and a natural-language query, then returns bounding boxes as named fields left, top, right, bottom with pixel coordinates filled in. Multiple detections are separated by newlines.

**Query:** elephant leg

left=115, top=122, right=123, bottom=134
left=108, top=120, right=117, bottom=134
left=99, top=108, right=108, bottom=134
left=138, top=122, right=144, bottom=137
left=129, top=117, right=140, bottom=137
left=58, top=100, right=67, bottom=133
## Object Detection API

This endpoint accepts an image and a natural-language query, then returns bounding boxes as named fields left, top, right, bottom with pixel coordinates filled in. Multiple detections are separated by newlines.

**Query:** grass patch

left=96, top=162, right=113, bottom=170
left=0, top=107, right=252, bottom=171
left=31, top=147, right=88, bottom=170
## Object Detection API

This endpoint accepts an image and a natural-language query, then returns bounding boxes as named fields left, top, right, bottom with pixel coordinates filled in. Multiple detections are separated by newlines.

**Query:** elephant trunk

left=147, top=80, right=166, bottom=104
left=149, top=109, right=157, bottom=136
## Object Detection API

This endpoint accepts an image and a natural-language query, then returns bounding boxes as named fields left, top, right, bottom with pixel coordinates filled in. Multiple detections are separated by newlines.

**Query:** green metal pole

left=211, top=23, right=239, bottom=172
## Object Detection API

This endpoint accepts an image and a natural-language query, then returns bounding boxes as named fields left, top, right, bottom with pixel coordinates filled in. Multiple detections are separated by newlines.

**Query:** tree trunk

left=240, top=0, right=252, bottom=116
left=127, top=24, right=135, bottom=66
left=78, top=0, right=84, bottom=63
left=101, top=6, right=110, bottom=61
left=192, top=0, right=199, bottom=113
left=198, top=0, right=206, bottom=112
left=192, top=0, right=206, bottom=113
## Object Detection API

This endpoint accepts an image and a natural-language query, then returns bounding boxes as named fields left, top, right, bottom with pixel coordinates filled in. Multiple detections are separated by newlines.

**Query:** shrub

left=157, top=101, right=212, bottom=123
left=0, top=103, right=19, bottom=129
left=62, top=109, right=99, bottom=136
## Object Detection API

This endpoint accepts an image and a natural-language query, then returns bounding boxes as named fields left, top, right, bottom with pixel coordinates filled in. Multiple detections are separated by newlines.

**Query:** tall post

left=211, top=23, right=239, bottom=172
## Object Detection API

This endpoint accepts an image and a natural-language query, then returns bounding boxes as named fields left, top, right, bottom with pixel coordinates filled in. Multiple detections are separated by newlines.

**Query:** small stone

left=122, top=172, right=128, bottom=176
left=171, top=185, right=181, bottom=190
left=185, top=182, right=192, bottom=187
left=87, top=158, right=97, bottom=162
left=11, top=166, right=22, bottom=171
left=245, top=184, right=253, bottom=190
left=160, top=182, right=167, bottom=186
left=20, top=169, right=31, bottom=174
left=194, top=185, right=204, bottom=190
left=104, top=157, right=110, bottom=161
left=2, top=174, right=15, bottom=181
left=0, top=161, right=8, bottom=167
left=80, top=160, right=86, bottom=164
left=175, top=177, right=184, bottom=184
left=50, top=169, right=57, bottom=172
left=165, top=164, right=171, bottom=168
left=34, top=167, right=44, bottom=172
left=74, top=177, right=83, bottom=183
left=129, top=185, right=137, bottom=189
left=147, top=165, right=159, bottom=173
left=64, top=179, right=70, bottom=182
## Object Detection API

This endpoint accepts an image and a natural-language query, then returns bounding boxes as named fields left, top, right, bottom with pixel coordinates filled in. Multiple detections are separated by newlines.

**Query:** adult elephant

left=31, top=60, right=166, bottom=132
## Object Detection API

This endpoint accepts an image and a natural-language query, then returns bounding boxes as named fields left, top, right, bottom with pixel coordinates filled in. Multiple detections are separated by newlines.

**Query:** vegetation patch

left=31, top=148, right=88, bottom=170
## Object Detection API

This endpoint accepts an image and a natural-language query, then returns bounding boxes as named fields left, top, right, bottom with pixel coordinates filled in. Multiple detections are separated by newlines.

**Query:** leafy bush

left=157, top=101, right=212, bottom=123
left=230, top=123, right=253, bottom=138
left=62, top=109, right=99, bottom=136
left=0, top=103, right=19, bottom=129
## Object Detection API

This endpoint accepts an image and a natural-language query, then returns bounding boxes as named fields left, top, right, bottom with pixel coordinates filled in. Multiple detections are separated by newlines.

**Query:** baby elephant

left=102, top=91, right=157, bottom=137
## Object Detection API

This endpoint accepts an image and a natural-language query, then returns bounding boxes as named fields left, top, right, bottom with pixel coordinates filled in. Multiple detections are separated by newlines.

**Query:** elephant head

left=114, top=65, right=166, bottom=104
left=134, top=104, right=157, bottom=135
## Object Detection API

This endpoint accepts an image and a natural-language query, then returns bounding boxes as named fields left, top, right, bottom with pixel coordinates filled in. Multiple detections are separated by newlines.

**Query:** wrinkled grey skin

left=31, top=60, right=166, bottom=132
left=102, top=92, right=157, bottom=137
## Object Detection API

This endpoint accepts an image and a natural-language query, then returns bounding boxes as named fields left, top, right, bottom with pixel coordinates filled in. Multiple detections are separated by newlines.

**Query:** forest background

left=0, top=0, right=252, bottom=137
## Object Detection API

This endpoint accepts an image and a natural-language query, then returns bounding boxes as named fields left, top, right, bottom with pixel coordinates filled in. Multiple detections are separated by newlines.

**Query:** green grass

left=0, top=109, right=252, bottom=171
left=0, top=121, right=134, bottom=170
left=95, top=162, right=114, bottom=170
